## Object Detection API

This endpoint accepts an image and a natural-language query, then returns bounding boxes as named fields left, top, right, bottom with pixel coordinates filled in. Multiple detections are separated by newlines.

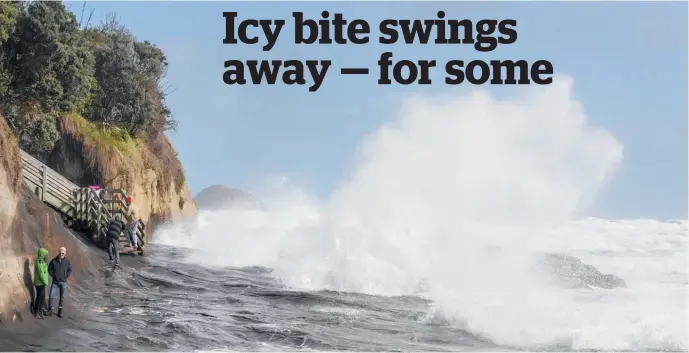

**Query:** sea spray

left=154, top=75, right=686, bottom=350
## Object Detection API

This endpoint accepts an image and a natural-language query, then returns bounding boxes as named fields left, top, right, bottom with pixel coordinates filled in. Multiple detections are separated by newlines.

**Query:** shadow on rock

left=22, top=259, right=34, bottom=313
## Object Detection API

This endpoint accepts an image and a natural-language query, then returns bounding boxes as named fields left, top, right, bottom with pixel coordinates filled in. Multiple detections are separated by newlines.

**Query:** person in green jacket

left=33, top=247, right=49, bottom=319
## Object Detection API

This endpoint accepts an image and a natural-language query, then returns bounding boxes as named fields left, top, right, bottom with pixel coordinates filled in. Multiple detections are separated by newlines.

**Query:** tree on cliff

left=0, top=0, right=177, bottom=159
left=84, top=14, right=175, bottom=138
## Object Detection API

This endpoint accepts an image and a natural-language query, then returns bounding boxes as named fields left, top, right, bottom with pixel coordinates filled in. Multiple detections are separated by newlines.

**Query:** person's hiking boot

left=57, top=308, right=63, bottom=318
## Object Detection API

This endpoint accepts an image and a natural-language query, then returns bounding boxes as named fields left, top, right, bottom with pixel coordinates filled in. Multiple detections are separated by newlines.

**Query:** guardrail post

left=40, top=165, right=47, bottom=201
left=81, top=189, right=91, bottom=224
left=74, top=189, right=79, bottom=227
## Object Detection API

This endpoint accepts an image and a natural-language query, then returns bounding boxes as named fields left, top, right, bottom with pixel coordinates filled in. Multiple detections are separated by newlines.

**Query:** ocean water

left=147, top=213, right=687, bottom=352
left=3, top=216, right=684, bottom=352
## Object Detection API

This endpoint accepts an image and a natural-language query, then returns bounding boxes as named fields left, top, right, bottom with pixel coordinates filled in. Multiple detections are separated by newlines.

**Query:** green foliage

left=0, top=2, right=22, bottom=96
left=0, top=1, right=177, bottom=155
left=65, top=113, right=144, bottom=157
left=4, top=105, right=60, bottom=157
left=0, top=2, right=21, bottom=43
left=9, top=1, right=96, bottom=112
left=85, top=15, right=176, bottom=138
left=22, top=114, right=60, bottom=155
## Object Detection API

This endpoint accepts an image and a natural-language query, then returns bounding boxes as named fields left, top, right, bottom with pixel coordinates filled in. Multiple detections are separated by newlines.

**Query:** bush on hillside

left=0, top=1, right=177, bottom=157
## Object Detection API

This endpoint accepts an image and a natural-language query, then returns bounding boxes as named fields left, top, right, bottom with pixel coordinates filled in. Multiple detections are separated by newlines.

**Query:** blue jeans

left=49, top=281, right=67, bottom=310
left=108, top=237, right=120, bottom=265
left=127, top=229, right=138, bottom=248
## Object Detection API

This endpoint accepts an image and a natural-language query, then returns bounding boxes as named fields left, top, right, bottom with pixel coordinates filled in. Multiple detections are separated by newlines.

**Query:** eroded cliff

left=48, top=114, right=197, bottom=231
left=0, top=1, right=199, bottom=326
left=0, top=116, right=102, bottom=327
left=0, top=112, right=197, bottom=327
left=0, top=115, right=22, bottom=320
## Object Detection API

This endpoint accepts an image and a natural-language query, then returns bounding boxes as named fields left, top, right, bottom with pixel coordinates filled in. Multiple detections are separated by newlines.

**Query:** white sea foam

left=155, top=75, right=686, bottom=350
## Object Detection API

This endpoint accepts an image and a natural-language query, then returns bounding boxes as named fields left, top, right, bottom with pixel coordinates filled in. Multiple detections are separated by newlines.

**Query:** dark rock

left=48, top=132, right=97, bottom=186
left=194, top=185, right=262, bottom=211
left=535, top=252, right=627, bottom=289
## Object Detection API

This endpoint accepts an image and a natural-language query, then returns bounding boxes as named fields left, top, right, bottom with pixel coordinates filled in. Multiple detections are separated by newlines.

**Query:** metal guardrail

left=74, top=187, right=146, bottom=251
left=20, top=150, right=78, bottom=218
left=19, top=149, right=147, bottom=255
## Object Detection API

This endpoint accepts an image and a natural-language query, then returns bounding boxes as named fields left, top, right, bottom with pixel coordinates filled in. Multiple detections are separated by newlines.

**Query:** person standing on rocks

left=124, top=206, right=141, bottom=250
left=33, top=247, right=49, bottom=319
left=106, top=213, right=126, bottom=268
left=47, top=247, right=72, bottom=318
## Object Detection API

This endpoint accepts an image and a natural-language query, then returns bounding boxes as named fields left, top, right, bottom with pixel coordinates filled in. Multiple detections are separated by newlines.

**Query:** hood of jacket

left=34, top=247, right=50, bottom=286
left=37, top=247, right=48, bottom=260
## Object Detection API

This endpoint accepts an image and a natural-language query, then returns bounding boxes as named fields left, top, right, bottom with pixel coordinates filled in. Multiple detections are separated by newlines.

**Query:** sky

left=69, top=1, right=687, bottom=220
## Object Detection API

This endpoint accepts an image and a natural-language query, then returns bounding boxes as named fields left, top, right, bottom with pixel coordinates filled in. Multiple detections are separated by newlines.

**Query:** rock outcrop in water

left=194, top=185, right=262, bottom=211
left=535, top=252, right=627, bottom=289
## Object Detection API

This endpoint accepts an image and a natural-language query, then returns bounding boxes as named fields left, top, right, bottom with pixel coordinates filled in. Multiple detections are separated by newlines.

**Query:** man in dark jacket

left=46, top=247, right=72, bottom=318
left=106, top=213, right=126, bottom=268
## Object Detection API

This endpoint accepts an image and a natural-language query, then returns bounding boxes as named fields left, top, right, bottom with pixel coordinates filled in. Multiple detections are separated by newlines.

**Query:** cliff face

left=0, top=0, right=198, bottom=328
left=47, top=114, right=197, bottom=232
left=0, top=116, right=100, bottom=326
left=0, top=109, right=197, bottom=324
left=0, top=115, right=22, bottom=319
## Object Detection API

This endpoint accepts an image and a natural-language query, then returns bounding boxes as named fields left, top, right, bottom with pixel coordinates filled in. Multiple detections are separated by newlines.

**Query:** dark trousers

left=108, top=237, right=120, bottom=265
left=48, top=281, right=67, bottom=310
left=33, top=285, right=46, bottom=314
